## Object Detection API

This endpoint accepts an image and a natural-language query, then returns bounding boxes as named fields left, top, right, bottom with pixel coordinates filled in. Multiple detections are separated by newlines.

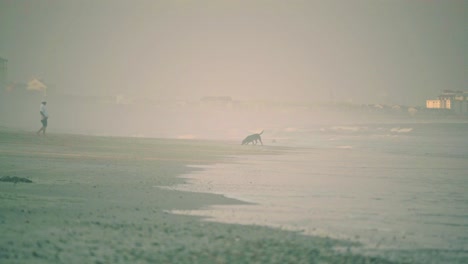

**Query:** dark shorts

left=41, top=118, right=48, bottom=127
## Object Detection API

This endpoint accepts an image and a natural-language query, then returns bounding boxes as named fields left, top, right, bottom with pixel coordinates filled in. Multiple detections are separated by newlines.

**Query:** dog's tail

left=259, top=130, right=264, bottom=135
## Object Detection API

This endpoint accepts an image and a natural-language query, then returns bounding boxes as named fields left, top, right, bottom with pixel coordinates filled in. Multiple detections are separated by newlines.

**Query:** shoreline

left=0, top=129, right=403, bottom=263
left=166, top=129, right=467, bottom=264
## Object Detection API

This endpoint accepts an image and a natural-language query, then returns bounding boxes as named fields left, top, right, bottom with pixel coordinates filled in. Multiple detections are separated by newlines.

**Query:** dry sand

left=0, top=129, right=400, bottom=263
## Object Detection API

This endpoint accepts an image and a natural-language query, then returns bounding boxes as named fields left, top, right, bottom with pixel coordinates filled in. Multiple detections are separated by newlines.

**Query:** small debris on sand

left=0, top=176, right=33, bottom=183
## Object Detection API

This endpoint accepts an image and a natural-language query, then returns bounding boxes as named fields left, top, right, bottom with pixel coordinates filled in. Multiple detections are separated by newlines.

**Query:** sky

left=0, top=0, right=466, bottom=105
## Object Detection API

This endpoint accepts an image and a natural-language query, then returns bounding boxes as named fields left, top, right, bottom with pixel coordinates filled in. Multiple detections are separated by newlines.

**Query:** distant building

left=201, top=96, right=232, bottom=102
left=426, top=100, right=441, bottom=109
left=426, top=90, right=468, bottom=114
left=27, top=78, right=47, bottom=93
left=200, top=96, right=233, bottom=107
left=0, top=57, right=7, bottom=90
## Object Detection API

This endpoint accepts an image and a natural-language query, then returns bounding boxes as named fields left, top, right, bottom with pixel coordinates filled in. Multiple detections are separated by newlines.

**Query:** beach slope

left=0, top=130, right=398, bottom=263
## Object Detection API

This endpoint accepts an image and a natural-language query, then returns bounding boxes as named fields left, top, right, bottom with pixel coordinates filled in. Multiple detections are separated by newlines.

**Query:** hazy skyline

left=1, top=0, right=466, bottom=105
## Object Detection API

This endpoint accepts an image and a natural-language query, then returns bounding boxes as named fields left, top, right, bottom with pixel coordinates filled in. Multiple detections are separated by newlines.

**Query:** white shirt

left=40, top=104, right=48, bottom=119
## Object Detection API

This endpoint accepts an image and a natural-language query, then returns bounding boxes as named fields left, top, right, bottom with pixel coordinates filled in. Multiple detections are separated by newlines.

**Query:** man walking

left=37, top=101, right=48, bottom=135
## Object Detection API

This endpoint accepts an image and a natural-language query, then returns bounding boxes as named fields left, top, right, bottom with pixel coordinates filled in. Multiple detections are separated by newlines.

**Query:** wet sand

left=0, top=129, right=399, bottom=263
left=170, top=151, right=467, bottom=264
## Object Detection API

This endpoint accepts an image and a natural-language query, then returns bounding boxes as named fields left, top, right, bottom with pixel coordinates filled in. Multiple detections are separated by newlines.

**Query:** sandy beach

left=0, top=129, right=402, bottom=264
left=1, top=1, right=466, bottom=263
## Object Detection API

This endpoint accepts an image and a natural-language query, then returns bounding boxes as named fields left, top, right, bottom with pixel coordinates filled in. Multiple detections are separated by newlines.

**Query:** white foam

left=390, top=127, right=413, bottom=133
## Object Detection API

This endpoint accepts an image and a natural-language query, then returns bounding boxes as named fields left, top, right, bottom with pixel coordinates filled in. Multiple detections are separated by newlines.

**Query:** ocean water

left=169, top=122, right=468, bottom=263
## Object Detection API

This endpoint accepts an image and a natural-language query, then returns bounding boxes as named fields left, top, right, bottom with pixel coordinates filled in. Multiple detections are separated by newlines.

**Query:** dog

left=241, top=130, right=264, bottom=145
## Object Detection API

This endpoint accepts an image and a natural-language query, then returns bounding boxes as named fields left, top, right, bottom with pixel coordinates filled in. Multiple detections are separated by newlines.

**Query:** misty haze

left=0, top=1, right=467, bottom=263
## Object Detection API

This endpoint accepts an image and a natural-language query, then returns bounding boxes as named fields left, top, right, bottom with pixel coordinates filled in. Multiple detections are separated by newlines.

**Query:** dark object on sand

left=242, top=130, right=264, bottom=145
left=0, top=176, right=33, bottom=183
